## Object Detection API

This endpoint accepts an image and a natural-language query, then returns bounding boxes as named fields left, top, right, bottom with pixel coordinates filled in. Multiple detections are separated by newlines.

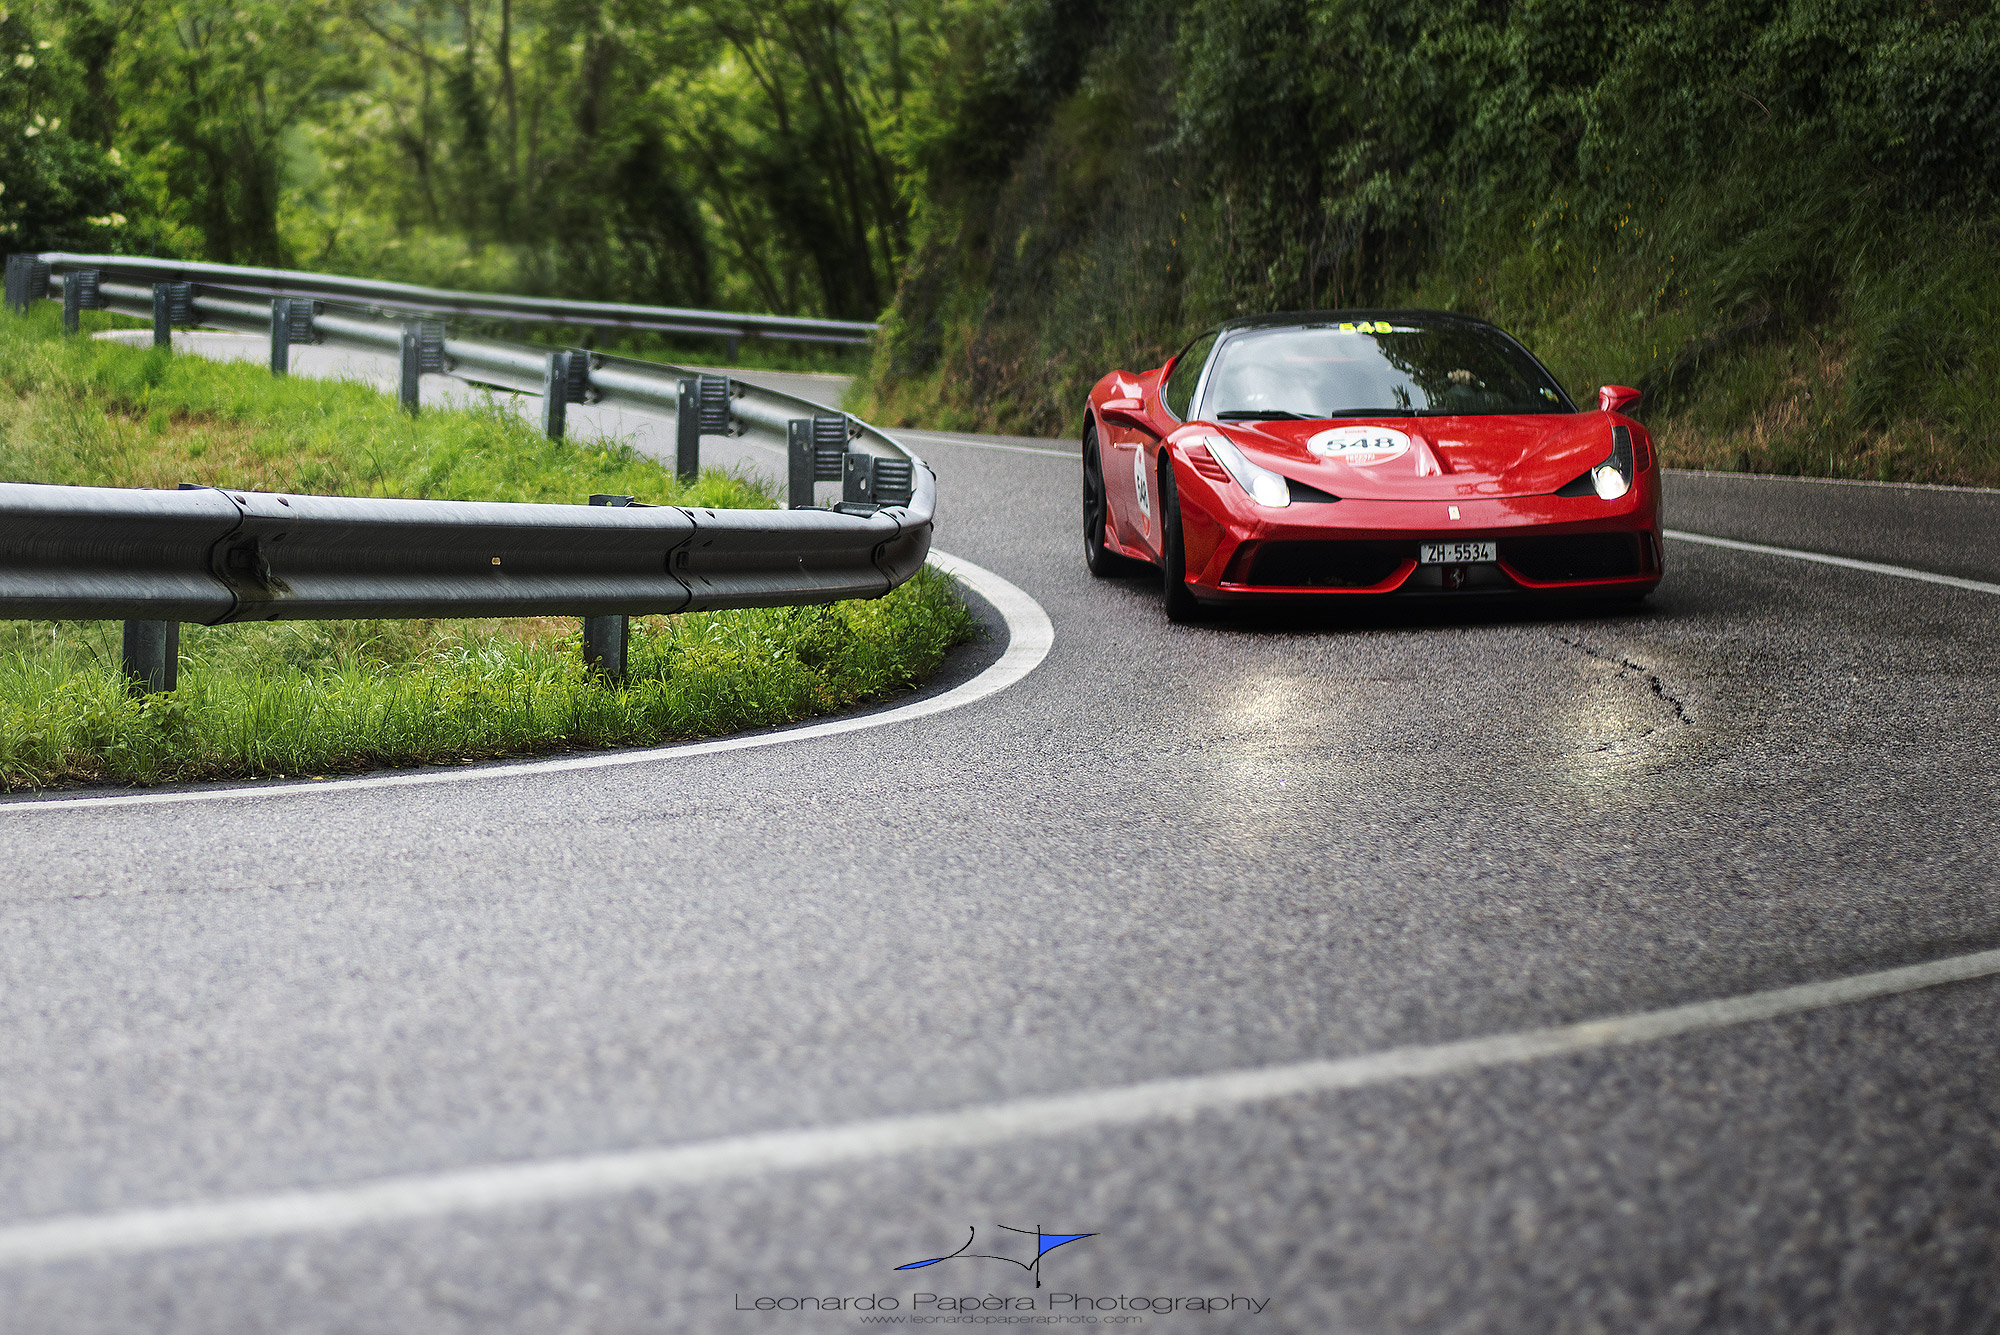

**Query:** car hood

left=1209, top=414, right=1615, bottom=500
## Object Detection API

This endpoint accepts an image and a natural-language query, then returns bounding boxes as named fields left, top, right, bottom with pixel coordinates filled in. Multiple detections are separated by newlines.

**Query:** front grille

left=1500, top=533, right=1644, bottom=582
left=1240, top=540, right=1409, bottom=588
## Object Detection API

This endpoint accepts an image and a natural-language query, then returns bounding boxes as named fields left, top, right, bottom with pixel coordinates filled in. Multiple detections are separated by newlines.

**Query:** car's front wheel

left=1159, top=457, right=1205, bottom=623
left=1082, top=423, right=1138, bottom=578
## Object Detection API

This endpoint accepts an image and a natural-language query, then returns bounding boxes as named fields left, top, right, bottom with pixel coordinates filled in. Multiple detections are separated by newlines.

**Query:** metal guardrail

left=0, top=254, right=933, bottom=693
left=19, top=251, right=878, bottom=348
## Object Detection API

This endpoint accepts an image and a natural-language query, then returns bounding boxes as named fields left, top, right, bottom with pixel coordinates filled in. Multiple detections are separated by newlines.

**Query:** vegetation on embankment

left=5, top=0, right=930, bottom=325
left=17, top=0, right=1994, bottom=483
left=0, top=310, right=974, bottom=790
left=506, top=326, right=873, bottom=380
left=853, top=0, right=2000, bottom=487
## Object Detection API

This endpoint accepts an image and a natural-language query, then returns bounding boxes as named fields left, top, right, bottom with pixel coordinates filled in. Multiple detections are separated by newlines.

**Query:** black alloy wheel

left=1082, top=423, right=1131, bottom=578
left=1158, top=456, right=1205, bottom=623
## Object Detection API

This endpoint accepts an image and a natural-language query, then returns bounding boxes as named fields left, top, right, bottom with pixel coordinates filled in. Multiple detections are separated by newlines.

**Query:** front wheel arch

left=1157, top=451, right=1205, bottom=622
left=1082, top=417, right=1145, bottom=578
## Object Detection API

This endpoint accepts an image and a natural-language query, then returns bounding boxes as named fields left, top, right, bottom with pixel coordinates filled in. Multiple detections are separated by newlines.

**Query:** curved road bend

left=1, top=344, right=1997, bottom=1331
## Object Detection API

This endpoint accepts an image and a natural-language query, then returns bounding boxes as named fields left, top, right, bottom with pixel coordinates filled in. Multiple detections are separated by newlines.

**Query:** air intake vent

left=1499, top=533, right=1644, bottom=582
left=1241, top=540, right=1409, bottom=589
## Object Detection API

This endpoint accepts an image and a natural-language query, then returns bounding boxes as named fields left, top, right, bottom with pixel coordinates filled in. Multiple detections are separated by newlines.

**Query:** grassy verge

left=0, top=307, right=975, bottom=790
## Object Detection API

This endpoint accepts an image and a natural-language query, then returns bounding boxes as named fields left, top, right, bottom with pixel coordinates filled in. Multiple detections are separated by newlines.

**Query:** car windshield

left=1199, top=319, right=1571, bottom=419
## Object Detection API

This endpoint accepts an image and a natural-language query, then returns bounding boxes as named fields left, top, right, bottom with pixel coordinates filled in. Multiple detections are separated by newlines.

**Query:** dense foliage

left=857, top=0, right=2000, bottom=483
left=6, top=0, right=1998, bottom=478
left=8, top=0, right=942, bottom=319
left=0, top=4, right=154, bottom=253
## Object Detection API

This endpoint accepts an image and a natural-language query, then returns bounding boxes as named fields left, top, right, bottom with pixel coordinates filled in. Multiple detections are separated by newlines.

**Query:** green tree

left=0, top=5, right=149, bottom=253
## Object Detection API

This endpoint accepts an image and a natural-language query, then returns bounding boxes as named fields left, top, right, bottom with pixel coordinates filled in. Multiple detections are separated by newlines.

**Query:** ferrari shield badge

left=1133, top=446, right=1151, bottom=518
left=1307, top=426, right=1412, bottom=466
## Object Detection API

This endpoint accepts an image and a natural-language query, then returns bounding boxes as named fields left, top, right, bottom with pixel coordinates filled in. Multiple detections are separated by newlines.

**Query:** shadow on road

left=1092, top=572, right=1663, bottom=637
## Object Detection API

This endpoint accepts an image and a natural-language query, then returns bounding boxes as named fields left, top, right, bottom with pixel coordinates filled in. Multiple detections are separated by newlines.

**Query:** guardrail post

left=61, top=270, right=100, bottom=335
left=121, top=620, right=180, bottom=695
left=872, top=457, right=915, bottom=506
left=13, top=258, right=49, bottom=314
left=843, top=452, right=876, bottom=506
left=397, top=320, right=444, bottom=414
left=786, top=414, right=851, bottom=509
left=675, top=375, right=733, bottom=484
left=3, top=256, right=46, bottom=314
left=150, top=282, right=193, bottom=347
left=541, top=352, right=570, bottom=440
left=6, top=252, right=46, bottom=313
left=270, top=298, right=294, bottom=374
left=836, top=454, right=914, bottom=510
left=786, top=420, right=813, bottom=509
left=675, top=379, right=701, bottom=483
left=399, top=323, right=422, bottom=414
left=582, top=494, right=631, bottom=682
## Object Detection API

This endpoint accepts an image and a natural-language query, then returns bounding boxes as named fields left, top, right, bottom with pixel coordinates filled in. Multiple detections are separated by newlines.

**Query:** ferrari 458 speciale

left=1084, top=311, right=1663, bottom=620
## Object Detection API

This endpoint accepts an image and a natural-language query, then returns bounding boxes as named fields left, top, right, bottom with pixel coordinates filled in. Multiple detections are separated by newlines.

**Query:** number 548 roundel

left=1083, top=311, right=1663, bottom=622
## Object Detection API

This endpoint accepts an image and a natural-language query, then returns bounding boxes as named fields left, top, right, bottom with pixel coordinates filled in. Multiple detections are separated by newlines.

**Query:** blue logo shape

left=1036, top=1232, right=1093, bottom=1255
left=896, top=1225, right=1096, bottom=1288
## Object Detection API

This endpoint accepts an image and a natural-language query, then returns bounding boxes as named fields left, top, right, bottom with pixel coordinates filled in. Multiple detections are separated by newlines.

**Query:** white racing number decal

left=1133, top=446, right=1152, bottom=519
left=1307, top=425, right=1413, bottom=467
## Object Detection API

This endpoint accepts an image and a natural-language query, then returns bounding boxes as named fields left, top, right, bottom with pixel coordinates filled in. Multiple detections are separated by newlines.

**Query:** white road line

left=1666, top=467, right=2000, bottom=496
left=897, top=430, right=1076, bottom=459
left=1666, top=529, right=2000, bottom=597
left=0, top=552, right=1051, bottom=814
left=2, top=944, right=1995, bottom=1267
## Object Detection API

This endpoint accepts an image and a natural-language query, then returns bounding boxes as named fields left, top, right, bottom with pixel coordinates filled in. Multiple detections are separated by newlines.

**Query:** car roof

left=1211, top=309, right=1504, bottom=334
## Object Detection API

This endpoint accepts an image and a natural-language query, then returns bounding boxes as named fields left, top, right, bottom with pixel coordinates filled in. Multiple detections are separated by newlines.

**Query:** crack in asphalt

left=1557, top=634, right=1696, bottom=727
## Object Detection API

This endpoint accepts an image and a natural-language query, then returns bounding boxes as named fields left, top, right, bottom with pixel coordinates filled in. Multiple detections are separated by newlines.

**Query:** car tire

left=1082, top=423, right=1142, bottom=578
left=1159, top=457, right=1205, bottom=623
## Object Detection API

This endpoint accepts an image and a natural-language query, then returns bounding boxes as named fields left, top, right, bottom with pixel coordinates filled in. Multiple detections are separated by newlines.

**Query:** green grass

left=0, top=307, right=769, bottom=505
left=0, top=307, right=974, bottom=790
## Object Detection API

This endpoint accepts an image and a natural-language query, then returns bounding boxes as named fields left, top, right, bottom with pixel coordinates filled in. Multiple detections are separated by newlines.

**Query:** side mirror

left=1098, top=397, right=1154, bottom=434
left=1598, top=385, right=1642, bottom=414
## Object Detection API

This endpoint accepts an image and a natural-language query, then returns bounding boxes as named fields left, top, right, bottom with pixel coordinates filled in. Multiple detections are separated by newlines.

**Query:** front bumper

left=1176, top=472, right=1664, bottom=601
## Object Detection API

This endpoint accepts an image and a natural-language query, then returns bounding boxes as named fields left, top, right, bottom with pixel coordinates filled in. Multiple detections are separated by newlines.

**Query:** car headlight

left=1203, top=436, right=1291, bottom=508
left=1592, top=425, right=1635, bottom=500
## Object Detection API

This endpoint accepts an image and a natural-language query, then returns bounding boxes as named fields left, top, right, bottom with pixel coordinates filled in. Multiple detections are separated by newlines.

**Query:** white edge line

left=1665, top=529, right=2000, bottom=597
left=1666, top=467, right=2000, bottom=497
left=3, top=944, right=1996, bottom=1267
left=0, top=551, right=1052, bottom=814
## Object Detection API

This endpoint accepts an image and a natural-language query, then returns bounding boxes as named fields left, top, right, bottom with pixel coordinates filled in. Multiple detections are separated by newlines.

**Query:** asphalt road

left=2, top=351, right=1997, bottom=1332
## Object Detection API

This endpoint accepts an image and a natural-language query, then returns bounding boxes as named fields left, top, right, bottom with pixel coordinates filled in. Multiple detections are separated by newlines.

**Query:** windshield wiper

left=1215, top=410, right=1315, bottom=420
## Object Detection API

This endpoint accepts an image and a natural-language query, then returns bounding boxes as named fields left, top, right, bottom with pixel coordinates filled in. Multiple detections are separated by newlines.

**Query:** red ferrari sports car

left=1083, top=311, right=1663, bottom=620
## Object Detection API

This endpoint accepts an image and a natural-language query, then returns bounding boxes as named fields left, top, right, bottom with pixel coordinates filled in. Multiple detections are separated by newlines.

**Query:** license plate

left=1419, top=540, right=1497, bottom=565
